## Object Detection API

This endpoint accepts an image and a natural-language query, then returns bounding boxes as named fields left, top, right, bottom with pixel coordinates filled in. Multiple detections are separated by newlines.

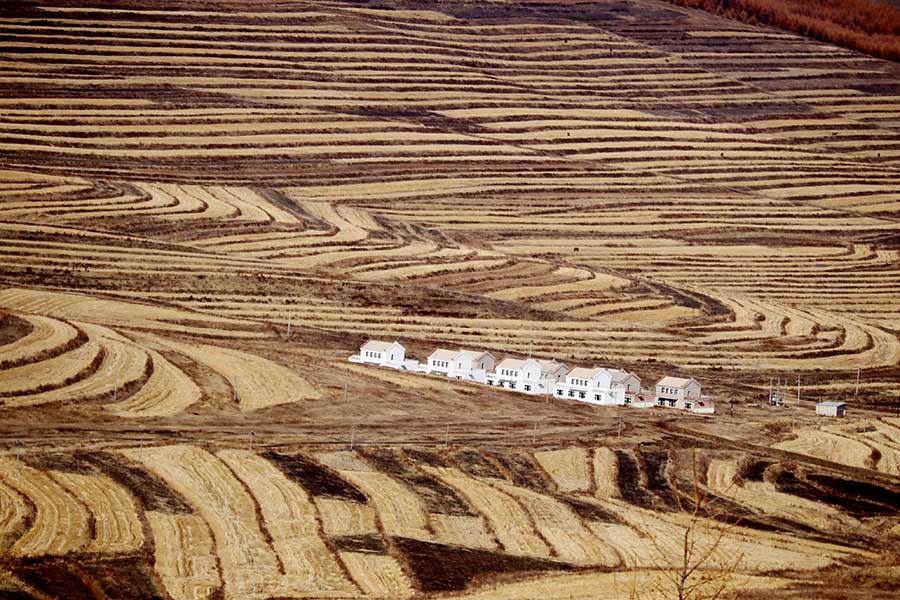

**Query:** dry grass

left=147, top=511, right=221, bottom=600
left=217, top=449, right=355, bottom=593
left=319, top=453, right=433, bottom=541
left=314, top=498, right=378, bottom=537
left=148, top=336, right=319, bottom=412
left=124, top=445, right=283, bottom=599
left=0, top=0, right=899, bottom=595
left=0, top=457, right=90, bottom=557
left=48, top=470, right=144, bottom=554
left=534, top=447, right=592, bottom=494
left=338, top=551, right=414, bottom=598
left=424, top=466, right=552, bottom=558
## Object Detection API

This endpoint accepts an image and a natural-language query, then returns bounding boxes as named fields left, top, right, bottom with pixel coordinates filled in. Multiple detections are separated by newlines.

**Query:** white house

left=350, top=340, right=406, bottom=369
left=655, top=376, right=702, bottom=409
left=487, top=358, right=567, bottom=395
left=426, top=348, right=457, bottom=376
left=816, top=401, right=846, bottom=417
left=609, top=369, right=641, bottom=397
left=554, top=367, right=641, bottom=405
left=448, top=350, right=495, bottom=383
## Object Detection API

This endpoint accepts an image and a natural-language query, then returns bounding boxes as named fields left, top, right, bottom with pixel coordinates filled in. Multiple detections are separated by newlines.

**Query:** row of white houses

left=349, top=340, right=713, bottom=413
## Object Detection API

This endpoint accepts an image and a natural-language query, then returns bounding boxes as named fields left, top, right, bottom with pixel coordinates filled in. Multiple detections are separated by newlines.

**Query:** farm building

left=486, top=358, right=567, bottom=395
left=425, top=348, right=456, bottom=376
left=349, top=340, right=710, bottom=414
left=553, top=367, right=641, bottom=405
left=816, top=401, right=847, bottom=417
left=655, top=376, right=702, bottom=408
left=426, top=349, right=495, bottom=382
left=349, top=340, right=406, bottom=368
left=448, top=350, right=495, bottom=382
left=609, top=368, right=642, bottom=402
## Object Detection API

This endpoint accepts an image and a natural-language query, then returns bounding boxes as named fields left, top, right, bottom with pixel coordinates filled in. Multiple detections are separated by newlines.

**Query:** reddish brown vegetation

left=669, top=0, right=900, bottom=61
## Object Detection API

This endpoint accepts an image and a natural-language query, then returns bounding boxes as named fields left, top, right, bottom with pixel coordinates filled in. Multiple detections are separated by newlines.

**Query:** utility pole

left=349, top=424, right=356, bottom=450
left=532, top=420, right=538, bottom=445
left=248, top=430, right=255, bottom=453
left=113, top=370, right=120, bottom=403
left=856, top=368, right=861, bottom=396
left=286, top=314, right=292, bottom=339
left=444, top=424, right=450, bottom=447
left=768, top=376, right=773, bottom=404
left=797, top=376, right=801, bottom=406
left=617, top=416, right=624, bottom=437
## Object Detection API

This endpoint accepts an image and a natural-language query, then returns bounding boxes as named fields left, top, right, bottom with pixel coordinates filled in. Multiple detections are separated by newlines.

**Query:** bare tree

left=632, top=450, right=745, bottom=600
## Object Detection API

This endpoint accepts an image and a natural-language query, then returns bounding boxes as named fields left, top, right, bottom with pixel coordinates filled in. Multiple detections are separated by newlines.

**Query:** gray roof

left=817, top=401, right=846, bottom=407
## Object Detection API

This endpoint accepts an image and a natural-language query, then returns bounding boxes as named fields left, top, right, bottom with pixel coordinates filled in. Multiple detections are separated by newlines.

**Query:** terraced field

left=2, top=0, right=900, bottom=597
left=2, top=0, right=900, bottom=409
left=0, top=443, right=897, bottom=598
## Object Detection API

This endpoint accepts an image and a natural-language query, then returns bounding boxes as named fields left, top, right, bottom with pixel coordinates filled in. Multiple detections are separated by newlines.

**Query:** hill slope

left=1, top=2, right=900, bottom=597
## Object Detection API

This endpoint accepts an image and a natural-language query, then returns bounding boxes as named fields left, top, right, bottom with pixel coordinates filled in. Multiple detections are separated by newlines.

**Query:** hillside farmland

left=0, top=442, right=899, bottom=598
left=1, top=0, right=900, bottom=597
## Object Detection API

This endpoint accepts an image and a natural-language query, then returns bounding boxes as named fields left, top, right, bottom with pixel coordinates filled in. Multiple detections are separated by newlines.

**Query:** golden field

left=1, top=0, right=900, bottom=598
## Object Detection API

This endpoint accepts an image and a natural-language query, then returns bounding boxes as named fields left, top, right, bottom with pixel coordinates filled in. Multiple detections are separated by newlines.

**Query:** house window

left=669, top=400, right=676, bottom=408
left=579, top=392, right=585, bottom=399
left=594, top=394, right=601, bottom=401
left=524, top=384, right=531, bottom=392
left=556, top=389, right=563, bottom=396
left=685, top=403, right=692, bottom=410
left=510, top=383, right=517, bottom=390
left=624, top=398, right=631, bottom=404
left=487, top=380, right=494, bottom=386
left=658, top=399, right=665, bottom=406
left=568, top=390, right=575, bottom=397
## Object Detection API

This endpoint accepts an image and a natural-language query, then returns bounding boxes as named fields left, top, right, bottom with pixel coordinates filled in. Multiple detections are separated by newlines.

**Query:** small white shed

left=815, top=401, right=846, bottom=417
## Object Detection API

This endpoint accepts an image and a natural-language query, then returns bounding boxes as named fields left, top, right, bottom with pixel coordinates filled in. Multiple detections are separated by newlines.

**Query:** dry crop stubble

left=146, top=511, right=222, bottom=600
left=0, top=0, right=900, bottom=595
left=123, top=445, right=284, bottom=599
left=216, top=449, right=356, bottom=594
left=0, top=456, right=91, bottom=557
left=47, top=470, right=144, bottom=554
left=422, top=466, right=552, bottom=558
left=533, top=447, right=592, bottom=494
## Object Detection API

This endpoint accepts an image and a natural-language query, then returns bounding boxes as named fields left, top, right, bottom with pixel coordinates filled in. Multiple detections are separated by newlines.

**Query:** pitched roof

left=567, top=367, right=601, bottom=379
left=361, top=340, right=401, bottom=352
left=656, top=376, right=696, bottom=388
left=606, top=368, right=638, bottom=383
left=455, top=350, right=491, bottom=361
left=496, top=358, right=527, bottom=370
left=817, top=401, right=846, bottom=407
left=428, top=348, right=457, bottom=361
left=533, top=359, right=566, bottom=374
